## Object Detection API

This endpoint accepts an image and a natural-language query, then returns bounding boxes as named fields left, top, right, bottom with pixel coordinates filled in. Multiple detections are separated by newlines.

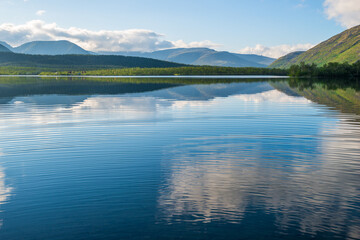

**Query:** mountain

left=270, top=24, right=360, bottom=68
left=234, top=54, right=276, bottom=66
left=0, top=43, right=11, bottom=53
left=269, top=51, right=305, bottom=68
left=99, top=48, right=276, bottom=68
left=13, top=40, right=91, bottom=55
left=0, top=40, right=275, bottom=67
left=192, top=50, right=263, bottom=67
left=0, top=41, right=13, bottom=51
left=0, top=40, right=276, bottom=67
left=146, top=48, right=217, bottom=64
left=0, top=51, right=185, bottom=69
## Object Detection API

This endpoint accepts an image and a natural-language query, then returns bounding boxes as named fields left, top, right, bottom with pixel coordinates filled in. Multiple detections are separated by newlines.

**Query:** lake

left=0, top=76, right=359, bottom=240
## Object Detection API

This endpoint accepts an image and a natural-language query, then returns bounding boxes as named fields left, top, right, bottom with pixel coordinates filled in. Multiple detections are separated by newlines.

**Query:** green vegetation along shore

left=0, top=51, right=185, bottom=70
left=1, top=63, right=359, bottom=79
left=39, top=66, right=287, bottom=76
left=288, top=61, right=360, bottom=78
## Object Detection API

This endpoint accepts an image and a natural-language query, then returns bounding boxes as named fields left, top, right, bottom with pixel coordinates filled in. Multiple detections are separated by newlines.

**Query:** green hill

left=0, top=51, right=185, bottom=70
left=270, top=25, right=360, bottom=68
left=269, top=51, right=305, bottom=68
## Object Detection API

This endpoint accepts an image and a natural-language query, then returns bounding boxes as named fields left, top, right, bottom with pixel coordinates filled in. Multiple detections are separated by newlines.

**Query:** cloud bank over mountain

left=0, top=19, right=314, bottom=58
left=237, top=43, right=314, bottom=59
left=0, top=20, right=219, bottom=52
left=2, top=0, right=359, bottom=59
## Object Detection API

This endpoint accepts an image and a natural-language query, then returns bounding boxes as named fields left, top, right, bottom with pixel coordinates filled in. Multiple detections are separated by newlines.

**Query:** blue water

left=0, top=77, right=359, bottom=239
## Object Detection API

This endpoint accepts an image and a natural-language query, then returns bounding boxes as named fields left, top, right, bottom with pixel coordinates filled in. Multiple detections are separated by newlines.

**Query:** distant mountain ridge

left=8, top=40, right=91, bottom=55
left=99, top=48, right=276, bottom=68
left=0, top=43, right=11, bottom=53
left=270, top=24, right=360, bottom=68
left=234, top=53, right=275, bottom=66
left=0, top=41, right=13, bottom=51
left=0, top=40, right=275, bottom=68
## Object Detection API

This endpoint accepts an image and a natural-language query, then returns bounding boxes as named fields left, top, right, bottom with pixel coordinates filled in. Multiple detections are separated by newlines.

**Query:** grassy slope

left=0, top=52, right=185, bottom=69
left=271, top=25, right=360, bottom=68
left=269, top=51, right=305, bottom=68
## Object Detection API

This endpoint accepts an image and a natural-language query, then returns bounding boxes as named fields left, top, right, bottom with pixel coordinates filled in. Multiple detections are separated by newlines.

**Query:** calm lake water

left=0, top=76, right=359, bottom=240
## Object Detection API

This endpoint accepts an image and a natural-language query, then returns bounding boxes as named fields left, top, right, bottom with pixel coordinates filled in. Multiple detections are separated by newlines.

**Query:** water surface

left=0, top=77, right=359, bottom=239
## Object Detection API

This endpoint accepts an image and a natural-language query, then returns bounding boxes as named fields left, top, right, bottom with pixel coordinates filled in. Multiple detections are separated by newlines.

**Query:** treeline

left=0, top=66, right=109, bottom=75
left=0, top=66, right=48, bottom=75
left=287, top=77, right=360, bottom=91
left=40, top=66, right=288, bottom=76
left=289, top=61, right=360, bottom=78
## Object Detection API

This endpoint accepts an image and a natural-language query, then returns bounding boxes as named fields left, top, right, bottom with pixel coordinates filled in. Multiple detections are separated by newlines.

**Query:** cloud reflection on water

left=157, top=116, right=360, bottom=239
left=0, top=151, right=13, bottom=229
left=0, top=88, right=310, bottom=128
left=0, top=82, right=358, bottom=238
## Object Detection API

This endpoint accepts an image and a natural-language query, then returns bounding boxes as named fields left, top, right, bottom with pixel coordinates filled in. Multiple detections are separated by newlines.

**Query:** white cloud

left=237, top=43, right=314, bottom=58
left=0, top=20, right=219, bottom=52
left=172, top=39, right=222, bottom=49
left=324, top=0, right=360, bottom=28
left=36, top=10, right=46, bottom=16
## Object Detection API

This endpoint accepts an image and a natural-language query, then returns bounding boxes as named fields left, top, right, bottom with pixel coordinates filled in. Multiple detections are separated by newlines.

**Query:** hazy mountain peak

left=13, top=40, right=91, bottom=55
left=0, top=41, right=13, bottom=50
left=0, top=43, right=12, bottom=53
left=98, top=47, right=275, bottom=68
left=0, top=39, right=277, bottom=67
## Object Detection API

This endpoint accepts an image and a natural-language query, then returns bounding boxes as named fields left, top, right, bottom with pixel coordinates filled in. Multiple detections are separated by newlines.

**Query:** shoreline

left=0, top=75, right=290, bottom=78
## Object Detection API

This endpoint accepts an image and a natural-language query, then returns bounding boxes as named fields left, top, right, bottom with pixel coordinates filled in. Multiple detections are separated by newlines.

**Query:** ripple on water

left=0, top=79, right=359, bottom=239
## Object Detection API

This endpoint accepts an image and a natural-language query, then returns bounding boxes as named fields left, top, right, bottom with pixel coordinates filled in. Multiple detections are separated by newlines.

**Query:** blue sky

left=0, top=0, right=359, bottom=57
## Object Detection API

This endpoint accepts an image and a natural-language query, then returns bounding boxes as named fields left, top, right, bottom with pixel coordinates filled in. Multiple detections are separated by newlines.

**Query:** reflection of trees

left=272, top=80, right=360, bottom=116
left=158, top=119, right=360, bottom=239
left=0, top=77, right=178, bottom=102
left=287, top=77, right=360, bottom=91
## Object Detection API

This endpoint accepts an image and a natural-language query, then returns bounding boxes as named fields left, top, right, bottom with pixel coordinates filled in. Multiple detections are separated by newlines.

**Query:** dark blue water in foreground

left=0, top=77, right=359, bottom=240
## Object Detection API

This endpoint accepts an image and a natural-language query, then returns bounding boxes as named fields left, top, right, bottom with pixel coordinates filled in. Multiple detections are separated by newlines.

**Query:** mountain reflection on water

left=0, top=76, right=359, bottom=240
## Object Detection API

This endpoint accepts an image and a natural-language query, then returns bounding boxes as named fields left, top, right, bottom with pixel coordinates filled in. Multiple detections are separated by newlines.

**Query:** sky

left=0, top=0, right=359, bottom=58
